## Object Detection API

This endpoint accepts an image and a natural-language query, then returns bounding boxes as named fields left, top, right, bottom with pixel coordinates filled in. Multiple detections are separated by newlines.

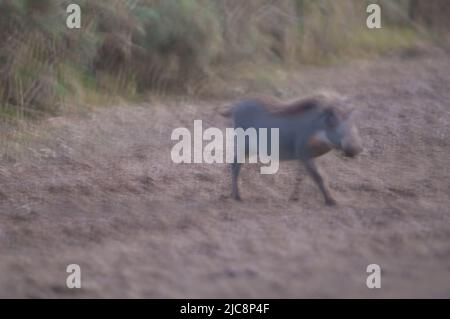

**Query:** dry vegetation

left=0, top=0, right=448, bottom=123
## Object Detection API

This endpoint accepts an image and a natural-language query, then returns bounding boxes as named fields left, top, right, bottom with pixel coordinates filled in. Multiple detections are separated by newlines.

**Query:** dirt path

left=1, top=49, right=450, bottom=298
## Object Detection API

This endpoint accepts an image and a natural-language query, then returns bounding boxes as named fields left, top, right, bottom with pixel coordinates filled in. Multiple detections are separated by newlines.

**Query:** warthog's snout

left=341, top=134, right=363, bottom=157
left=338, top=120, right=363, bottom=158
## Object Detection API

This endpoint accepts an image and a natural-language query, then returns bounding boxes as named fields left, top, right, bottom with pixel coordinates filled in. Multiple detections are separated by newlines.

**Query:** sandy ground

left=0, top=49, right=449, bottom=298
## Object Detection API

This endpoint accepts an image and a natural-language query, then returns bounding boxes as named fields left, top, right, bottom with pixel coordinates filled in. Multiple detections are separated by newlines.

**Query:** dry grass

left=0, top=0, right=448, bottom=124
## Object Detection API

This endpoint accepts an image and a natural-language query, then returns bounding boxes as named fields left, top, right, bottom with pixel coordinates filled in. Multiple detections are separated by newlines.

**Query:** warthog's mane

left=270, top=97, right=324, bottom=115
left=220, top=92, right=346, bottom=118
left=257, top=93, right=346, bottom=117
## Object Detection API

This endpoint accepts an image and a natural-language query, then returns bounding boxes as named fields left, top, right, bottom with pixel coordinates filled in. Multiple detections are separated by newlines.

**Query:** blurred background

left=1, top=0, right=450, bottom=299
left=0, top=0, right=449, bottom=121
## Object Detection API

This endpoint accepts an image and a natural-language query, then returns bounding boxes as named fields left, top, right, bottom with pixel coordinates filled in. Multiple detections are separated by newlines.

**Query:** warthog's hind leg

left=289, top=168, right=303, bottom=201
left=302, top=159, right=337, bottom=206
left=231, top=161, right=242, bottom=201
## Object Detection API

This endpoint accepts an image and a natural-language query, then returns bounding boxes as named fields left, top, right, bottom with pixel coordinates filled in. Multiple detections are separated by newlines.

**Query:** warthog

left=223, top=94, right=363, bottom=205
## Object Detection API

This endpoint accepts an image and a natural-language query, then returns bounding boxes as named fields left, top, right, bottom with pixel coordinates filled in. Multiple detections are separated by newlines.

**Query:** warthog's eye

left=322, top=110, right=339, bottom=128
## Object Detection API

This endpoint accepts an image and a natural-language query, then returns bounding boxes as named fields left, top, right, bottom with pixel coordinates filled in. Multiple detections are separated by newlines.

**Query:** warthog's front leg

left=302, top=159, right=337, bottom=206
left=290, top=167, right=303, bottom=201
left=231, top=161, right=242, bottom=201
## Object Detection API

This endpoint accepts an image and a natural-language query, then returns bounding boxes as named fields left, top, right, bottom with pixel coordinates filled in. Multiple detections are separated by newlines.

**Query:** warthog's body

left=225, top=94, right=363, bottom=205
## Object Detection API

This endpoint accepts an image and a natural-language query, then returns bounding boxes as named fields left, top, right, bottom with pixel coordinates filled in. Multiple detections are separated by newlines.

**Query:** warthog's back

left=231, top=97, right=325, bottom=160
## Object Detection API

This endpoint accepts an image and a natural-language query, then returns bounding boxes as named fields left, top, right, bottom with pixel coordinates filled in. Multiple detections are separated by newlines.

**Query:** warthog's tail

left=219, top=107, right=233, bottom=118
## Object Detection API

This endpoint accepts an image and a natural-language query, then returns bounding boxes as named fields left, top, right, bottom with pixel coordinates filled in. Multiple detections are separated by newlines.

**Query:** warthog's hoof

left=232, top=194, right=242, bottom=201
left=325, top=198, right=337, bottom=206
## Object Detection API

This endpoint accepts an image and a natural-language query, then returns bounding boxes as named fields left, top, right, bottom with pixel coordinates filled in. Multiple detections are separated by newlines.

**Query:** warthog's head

left=318, top=107, right=363, bottom=158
